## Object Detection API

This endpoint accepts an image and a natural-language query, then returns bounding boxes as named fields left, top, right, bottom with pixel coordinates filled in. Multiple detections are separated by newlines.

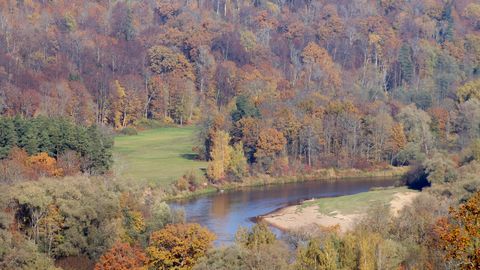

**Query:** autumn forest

left=1, top=0, right=480, bottom=269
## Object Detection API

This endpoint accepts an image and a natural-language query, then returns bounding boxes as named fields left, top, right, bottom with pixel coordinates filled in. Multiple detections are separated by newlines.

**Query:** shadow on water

left=170, top=177, right=400, bottom=245
left=404, top=166, right=431, bottom=190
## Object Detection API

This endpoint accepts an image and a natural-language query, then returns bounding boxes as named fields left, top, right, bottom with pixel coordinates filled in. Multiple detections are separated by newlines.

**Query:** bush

left=119, top=127, right=138, bottom=136
left=133, top=118, right=175, bottom=130
left=175, top=170, right=204, bottom=192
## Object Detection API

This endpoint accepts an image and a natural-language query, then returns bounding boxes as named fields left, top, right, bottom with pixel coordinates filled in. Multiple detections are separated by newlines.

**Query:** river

left=169, top=178, right=399, bottom=245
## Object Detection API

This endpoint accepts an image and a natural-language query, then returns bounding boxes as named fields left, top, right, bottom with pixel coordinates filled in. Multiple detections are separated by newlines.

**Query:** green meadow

left=302, top=187, right=415, bottom=216
left=113, top=127, right=207, bottom=186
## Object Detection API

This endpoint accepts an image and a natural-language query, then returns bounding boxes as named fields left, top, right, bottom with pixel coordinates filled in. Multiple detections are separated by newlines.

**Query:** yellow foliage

left=146, top=223, right=215, bottom=270
left=240, top=30, right=257, bottom=52
left=457, top=79, right=480, bottom=103
left=130, top=210, right=146, bottom=233
left=27, top=152, right=63, bottom=177
left=207, top=130, right=232, bottom=182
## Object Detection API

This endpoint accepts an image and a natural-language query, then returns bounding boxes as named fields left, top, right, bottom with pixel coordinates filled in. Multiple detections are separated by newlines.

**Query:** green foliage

left=231, top=95, right=260, bottom=123
left=236, top=223, right=276, bottom=249
left=7, top=177, right=121, bottom=259
left=63, top=13, right=77, bottom=32
left=394, top=143, right=426, bottom=165
left=457, top=79, right=480, bottom=103
left=423, top=153, right=458, bottom=184
left=119, top=127, right=138, bottom=136
left=397, top=105, right=433, bottom=156
left=471, top=139, right=480, bottom=161
left=146, top=201, right=184, bottom=235
left=0, top=233, right=60, bottom=270
left=0, top=211, right=58, bottom=270
left=133, top=118, right=169, bottom=129
left=119, top=8, right=135, bottom=41
left=193, top=245, right=249, bottom=270
left=228, top=142, right=248, bottom=181
left=295, top=238, right=338, bottom=270
left=0, top=118, right=16, bottom=158
left=413, top=90, right=433, bottom=110
left=0, top=117, right=113, bottom=175
left=398, top=44, right=413, bottom=84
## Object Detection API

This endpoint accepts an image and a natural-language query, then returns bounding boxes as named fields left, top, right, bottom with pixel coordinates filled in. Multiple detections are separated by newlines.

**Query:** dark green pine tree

left=84, top=125, right=113, bottom=174
left=398, top=44, right=413, bottom=85
left=231, top=95, right=260, bottom=123
left=36, top=118, right=54, bottom=156
left=120, top=7, right=135, bottom=41
left=0, top=118, right=17, bottom=158
left=55, top=119, right=76, bottom=156
left=439, top=2, right=454, bottom=43
left=19, top=120, right=39, bottom=155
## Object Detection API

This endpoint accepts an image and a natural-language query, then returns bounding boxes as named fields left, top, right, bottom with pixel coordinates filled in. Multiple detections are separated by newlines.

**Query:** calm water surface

left=169, top=178, right=398, bottom=245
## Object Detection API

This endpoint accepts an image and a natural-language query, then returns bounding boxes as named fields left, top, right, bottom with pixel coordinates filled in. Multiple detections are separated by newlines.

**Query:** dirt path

left=390, top=192, right=419, bottom=216
left=262, top=191, right=419, bottom=232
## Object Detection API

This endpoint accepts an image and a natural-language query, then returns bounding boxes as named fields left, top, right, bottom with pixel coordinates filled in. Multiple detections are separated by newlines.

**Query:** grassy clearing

left=302, top=187, right=414, bottom=216
left=113, top=127, right=207, bottom=186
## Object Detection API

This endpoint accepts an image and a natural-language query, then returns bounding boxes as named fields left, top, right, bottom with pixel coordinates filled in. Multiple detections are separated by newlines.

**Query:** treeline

left=0, top=117, right=113, bottom=181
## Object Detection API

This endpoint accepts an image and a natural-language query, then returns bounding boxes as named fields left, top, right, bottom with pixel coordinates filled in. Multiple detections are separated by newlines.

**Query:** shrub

left=119, top=127, right=138, bottom=136
left=175, top=175, right=189, bottom=191
left=133, top=118, right=165, bottom=130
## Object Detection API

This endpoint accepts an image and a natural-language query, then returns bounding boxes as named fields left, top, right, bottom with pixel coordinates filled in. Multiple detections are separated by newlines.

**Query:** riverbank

left=261, top=187, right=419, bottom=232
left=164, top=166, right=410, bottom=201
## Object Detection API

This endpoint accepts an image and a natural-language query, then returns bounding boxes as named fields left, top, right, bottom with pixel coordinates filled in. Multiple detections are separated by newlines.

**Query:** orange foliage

left=94, top=242, right=147, bottom=270
left=255, top=128, right=287, bottom=159
left=301, top=42, right=342, bottom=91
left=389, top=123, right=407, bottom=152
left=27, top=152, right=63, bottom=177
left=435, top=192, right=480, bottom=270
left=429, top=107, right=449, bottom=141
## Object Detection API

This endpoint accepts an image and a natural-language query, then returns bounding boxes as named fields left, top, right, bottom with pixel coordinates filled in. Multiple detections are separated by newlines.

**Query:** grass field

left=113, top=127, right=207, bottom=186
left=302, top=187, right=414, bottom=216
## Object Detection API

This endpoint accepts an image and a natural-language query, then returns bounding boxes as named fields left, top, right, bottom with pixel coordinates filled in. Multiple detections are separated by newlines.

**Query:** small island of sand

left=261, top=188, right=419, bottom=232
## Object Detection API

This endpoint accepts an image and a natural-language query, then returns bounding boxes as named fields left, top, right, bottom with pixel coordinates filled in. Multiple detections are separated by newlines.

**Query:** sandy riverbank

left=262, top=190, right=419, bottom=232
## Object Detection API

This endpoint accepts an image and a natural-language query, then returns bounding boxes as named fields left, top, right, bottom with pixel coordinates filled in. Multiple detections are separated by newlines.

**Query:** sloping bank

left=260, top=187, right=419, bottom=232
left=165, top=166, right=410, bottom=200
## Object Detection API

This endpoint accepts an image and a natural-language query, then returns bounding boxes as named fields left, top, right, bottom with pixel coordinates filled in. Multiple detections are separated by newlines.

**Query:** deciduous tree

left=436, top=192, right=480, bottom=269
left=146, top=223, right=215, bottom=270
left=94, top=242, right=147, bottom=270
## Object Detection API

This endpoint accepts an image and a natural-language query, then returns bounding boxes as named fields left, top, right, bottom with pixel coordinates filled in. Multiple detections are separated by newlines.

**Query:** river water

left=169, top=178, right=399, bottom=245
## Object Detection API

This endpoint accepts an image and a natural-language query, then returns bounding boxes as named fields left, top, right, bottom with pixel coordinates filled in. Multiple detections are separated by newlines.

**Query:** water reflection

left=170, top=178, right=398, bottom=245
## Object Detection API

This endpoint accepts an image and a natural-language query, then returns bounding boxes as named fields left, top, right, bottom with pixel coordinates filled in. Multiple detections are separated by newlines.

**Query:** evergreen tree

left=120, top=7, right=135, bottom=41
left=0, top=118, right=16, bottom=158
left=398, top=44, right=413, bottom=84
left=231, top=95, right=260, bottom=123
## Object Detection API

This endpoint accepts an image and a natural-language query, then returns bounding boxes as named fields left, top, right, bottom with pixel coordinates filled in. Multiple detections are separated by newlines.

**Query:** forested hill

left=1, top=0, right=478, bottom=123
left=0, top=1, right=480, bottom=172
